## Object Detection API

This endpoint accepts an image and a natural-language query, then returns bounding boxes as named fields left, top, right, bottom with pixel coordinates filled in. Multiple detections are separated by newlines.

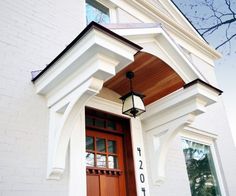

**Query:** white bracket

left=141, top=79, right=222, bottom=185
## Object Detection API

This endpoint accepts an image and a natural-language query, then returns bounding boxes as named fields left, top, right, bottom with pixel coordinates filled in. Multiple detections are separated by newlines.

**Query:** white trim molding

left=141, top=79, right=222, bottom=186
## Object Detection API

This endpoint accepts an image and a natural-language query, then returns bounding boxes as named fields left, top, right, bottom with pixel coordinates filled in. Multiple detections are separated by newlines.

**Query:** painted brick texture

left=0, top=0, right=236, bottom=196
left=0, top=0, right=85, bottom=195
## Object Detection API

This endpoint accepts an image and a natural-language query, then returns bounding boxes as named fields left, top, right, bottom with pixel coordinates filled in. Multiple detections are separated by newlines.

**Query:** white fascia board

left=112, top=26, right=162, bottom=37
left=34, top=28, right=139, bottom=95
left=113, top=26, right=204, bottom=83
left=141, top=80, right=221, bottom=131
left=159, top=0, right=204, bottom=41
left=46, top=54, right=119, bottom=108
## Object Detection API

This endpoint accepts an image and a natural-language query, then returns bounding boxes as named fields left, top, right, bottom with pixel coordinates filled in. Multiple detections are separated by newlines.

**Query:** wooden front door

left=86, top=130, right=126, bottom=196
left=85, top=107, right=137, bottom=196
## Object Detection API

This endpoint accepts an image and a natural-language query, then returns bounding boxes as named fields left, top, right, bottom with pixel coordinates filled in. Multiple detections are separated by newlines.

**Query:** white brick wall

left=0, top=0, right=85, bottom=195
left=0, top=0, right=236, bottom=196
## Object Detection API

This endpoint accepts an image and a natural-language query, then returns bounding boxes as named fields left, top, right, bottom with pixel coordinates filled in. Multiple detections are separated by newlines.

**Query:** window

left=86, top=135, right=118, bottom=169
left=182, top=139, right=222, bottom=196
left=86, top=0, right=110, bottom=24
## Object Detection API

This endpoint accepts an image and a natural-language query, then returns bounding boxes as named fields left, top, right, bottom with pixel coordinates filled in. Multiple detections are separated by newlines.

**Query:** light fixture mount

left=126, top=71, right=134, bottom=80
left=120, top=71, right=146, bottom=118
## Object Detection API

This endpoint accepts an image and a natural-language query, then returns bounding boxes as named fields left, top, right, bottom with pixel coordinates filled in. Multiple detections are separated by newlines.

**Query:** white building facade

left=0, top=0, right=236, bottom=196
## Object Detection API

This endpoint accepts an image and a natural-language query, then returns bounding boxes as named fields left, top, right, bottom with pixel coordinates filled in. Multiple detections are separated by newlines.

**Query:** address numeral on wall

left=137, top=147, right=147, bottom=195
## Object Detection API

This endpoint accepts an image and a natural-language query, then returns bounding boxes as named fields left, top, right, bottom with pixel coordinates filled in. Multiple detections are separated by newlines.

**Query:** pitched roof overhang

left=32, top=21, right=142, bottom=83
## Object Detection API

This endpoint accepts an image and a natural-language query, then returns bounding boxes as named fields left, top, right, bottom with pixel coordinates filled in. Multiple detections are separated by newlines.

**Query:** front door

left=86, top=130, right=126, bottom=196
left=85, top=107, right=137, bottom=196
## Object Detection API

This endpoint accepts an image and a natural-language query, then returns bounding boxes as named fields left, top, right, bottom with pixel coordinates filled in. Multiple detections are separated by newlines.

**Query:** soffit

left=104, top=52, right=185, bottom=106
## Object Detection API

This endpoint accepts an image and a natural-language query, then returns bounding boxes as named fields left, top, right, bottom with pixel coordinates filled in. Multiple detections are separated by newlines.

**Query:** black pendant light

left=120, top=71, right=145, bottom=118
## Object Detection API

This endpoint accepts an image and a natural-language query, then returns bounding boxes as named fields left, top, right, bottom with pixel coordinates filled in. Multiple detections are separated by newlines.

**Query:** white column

left=69, top=107, right=86, bottom=196
left=131, top=118, right=150, bottom=196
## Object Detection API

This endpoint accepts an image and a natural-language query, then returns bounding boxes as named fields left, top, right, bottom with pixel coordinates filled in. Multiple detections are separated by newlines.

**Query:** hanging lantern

left=120, top=71, right=145, bottom=118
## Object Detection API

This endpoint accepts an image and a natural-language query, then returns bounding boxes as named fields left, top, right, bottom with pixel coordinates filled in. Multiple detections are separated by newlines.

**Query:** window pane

left=107, top=120, right=116, bottom=130
left=97, top=154, right=107, bottom=168
left=86, top=136, right=94, bottom=151
left=108, top=155, right=118, bottom=169
left=108, top=140, right=116, bottom=153
left=86, top=152, right=95, bottom=167
left=94, top=118, right=105, bottom=128
left=182, top=139, right=221, bottom=196
left=86, top=116, right=94, bottom=126
left=86, top=0, right=110, bottom=24
left=96, top=138, right=106, bottom=152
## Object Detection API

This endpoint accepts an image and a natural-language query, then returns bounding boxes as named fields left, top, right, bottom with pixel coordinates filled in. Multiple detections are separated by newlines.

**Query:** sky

left=173, top=0, right=236, bottom=144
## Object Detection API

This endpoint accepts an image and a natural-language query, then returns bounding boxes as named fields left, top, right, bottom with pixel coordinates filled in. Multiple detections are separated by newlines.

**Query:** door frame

left=85, top=107, right=137, bottom=196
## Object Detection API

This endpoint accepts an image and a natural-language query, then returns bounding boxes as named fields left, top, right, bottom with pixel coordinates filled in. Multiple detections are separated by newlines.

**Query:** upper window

left=182, top=139, right=222, bottom=196
left=86, top=0, right=110, bottom=24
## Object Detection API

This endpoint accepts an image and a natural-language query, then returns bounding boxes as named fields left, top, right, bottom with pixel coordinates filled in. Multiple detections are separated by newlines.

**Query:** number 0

left=140, top=174, right=145, bottom=183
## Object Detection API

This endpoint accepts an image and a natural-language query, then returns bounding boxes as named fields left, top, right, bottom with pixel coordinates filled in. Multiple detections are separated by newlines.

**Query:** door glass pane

left=108, top=140, right=116, bottom=153
left=86, top=136, right=94, bottom=151
left=182, top=139, right=221, bottom=196
left=86, top=116, right=94, bottom=126
left=96, top=138, right=106, bottom=152
left=97, top=154, right=107, bottom=168
left=108, top=155, right=118, bottom=169
left=94, top=118, right=105, bottom=128
left=86, top=152, right=95, bottom=167
left=107, top=120, right=116, bottom=130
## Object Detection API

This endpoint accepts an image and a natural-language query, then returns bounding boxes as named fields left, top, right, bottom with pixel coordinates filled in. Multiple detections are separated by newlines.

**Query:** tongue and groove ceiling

left=104, top=52, right=185, bottom=106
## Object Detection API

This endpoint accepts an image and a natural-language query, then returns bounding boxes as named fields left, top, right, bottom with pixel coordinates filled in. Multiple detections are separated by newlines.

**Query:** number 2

left=139, top=160, right=143, bottom=170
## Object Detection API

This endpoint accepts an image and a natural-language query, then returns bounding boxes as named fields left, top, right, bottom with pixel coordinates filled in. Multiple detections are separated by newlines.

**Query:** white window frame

left=180, top=126, right=227, bottom=196
left=85, top=0, right=117, bottom=24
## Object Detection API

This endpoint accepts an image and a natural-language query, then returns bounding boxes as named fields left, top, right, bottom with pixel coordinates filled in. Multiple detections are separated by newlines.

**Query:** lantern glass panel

left=122, top=95, right=134, bottom=113
left=133, top=94, right=145, bottom=110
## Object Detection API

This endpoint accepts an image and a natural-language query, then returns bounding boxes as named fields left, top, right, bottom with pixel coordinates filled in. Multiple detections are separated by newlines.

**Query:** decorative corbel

left=145, top=114, right=195, bottom=185
left=141, top=79, right=222, bottom=185
left=47, top=77, right=103, bottom=179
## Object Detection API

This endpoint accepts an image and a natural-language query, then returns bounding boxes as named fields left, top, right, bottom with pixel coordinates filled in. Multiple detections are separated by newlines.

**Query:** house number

left=137, top=147, right=146, bottom=196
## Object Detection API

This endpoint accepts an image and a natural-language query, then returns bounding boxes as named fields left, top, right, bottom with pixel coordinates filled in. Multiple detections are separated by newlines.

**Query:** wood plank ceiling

left=104, top=52, right=185, bottom=106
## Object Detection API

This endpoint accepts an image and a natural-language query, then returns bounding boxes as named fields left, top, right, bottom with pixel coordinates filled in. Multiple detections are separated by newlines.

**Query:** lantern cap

left=120, top=91, right=145, bottom=101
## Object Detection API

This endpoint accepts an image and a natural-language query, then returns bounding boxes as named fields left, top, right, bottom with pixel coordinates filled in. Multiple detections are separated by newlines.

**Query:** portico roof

left=32, top=21, right=221, bottom=107
left=31, top=21, right=223, bottom=188
left=32, top=21, right=142, bottom=82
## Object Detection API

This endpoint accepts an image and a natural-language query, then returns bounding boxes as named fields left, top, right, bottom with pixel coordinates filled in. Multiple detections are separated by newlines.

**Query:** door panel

left=87, top=175, right=100, bottom=196
left=86, top=130, right=126, bottom=196
left=100, top=175, right=119, bottom=196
